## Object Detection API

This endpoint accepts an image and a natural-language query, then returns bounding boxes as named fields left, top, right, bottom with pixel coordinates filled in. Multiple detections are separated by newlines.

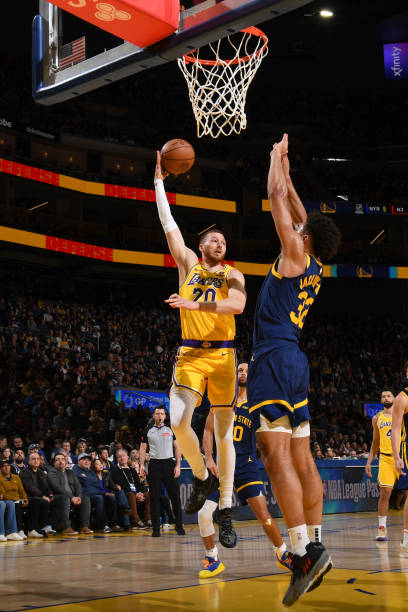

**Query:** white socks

left=206, top=545, right=219, bottom=559
left=214, top=409, right=235, bottom=509
left=170, top=387, right=207, bottom=480
left=307, top=524, right=322, bottom=543
left=288, top=524, right=310, bottom=556
left=403, top=529, right=408, bottom=545
left=273, top=542, right=287, bottom=560
left=379, top=516, right=387, bottom=528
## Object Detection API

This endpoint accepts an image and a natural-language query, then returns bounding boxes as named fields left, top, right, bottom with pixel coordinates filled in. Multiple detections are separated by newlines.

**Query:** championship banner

left=47, top=0, right=180, bottom=48
left=179, top=461, right=380, bottom=524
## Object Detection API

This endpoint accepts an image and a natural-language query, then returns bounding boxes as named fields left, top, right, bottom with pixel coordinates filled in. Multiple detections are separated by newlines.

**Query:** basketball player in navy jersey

left=247, top=134, right=341, bottom=606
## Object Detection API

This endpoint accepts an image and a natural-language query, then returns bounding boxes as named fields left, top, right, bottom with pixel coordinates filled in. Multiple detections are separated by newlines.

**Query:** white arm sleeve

left=154, top=178, right=178, bottom=234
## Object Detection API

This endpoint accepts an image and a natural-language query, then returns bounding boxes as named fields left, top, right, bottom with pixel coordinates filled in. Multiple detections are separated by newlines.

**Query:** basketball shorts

left=172, top=346, right=237, bottom=408
left=208, top=461, right=265, bottom=506
left=378, top=453, right=399, bottom=488
left=247, top=342, right=311, bottom=431
left=397, top=444, right=408, bottom=490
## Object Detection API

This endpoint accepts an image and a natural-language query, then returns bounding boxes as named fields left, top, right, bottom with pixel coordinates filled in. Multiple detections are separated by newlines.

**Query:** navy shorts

left=247, top=342, right=311, bottom=430
left=208, top=462, right=265, bottom=506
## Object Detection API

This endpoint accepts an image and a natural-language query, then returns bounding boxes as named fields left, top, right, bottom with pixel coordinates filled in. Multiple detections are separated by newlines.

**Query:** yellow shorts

left=172, top=346, right=237, bottom=408
left=378, top=454, right=398, bottom=488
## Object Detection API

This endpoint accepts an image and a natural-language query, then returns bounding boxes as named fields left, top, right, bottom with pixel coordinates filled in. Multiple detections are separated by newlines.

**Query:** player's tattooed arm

left=365, top=414, right=379, bottom=478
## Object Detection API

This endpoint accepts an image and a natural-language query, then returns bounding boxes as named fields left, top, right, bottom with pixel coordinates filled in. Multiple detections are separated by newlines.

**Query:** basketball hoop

left=177, top=27, right=268, bottom=139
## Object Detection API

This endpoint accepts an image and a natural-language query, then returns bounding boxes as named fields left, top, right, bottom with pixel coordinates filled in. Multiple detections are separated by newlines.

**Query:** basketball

left=160, top=139, right=195, bottom=175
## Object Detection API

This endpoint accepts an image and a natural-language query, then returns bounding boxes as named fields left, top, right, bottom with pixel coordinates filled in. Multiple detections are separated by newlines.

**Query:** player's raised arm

left=267, top=139, right=305, bottom=269
left=391, top=392, right=407, bottom=475
left=281, top=135, right=307, bottom=228
left=154, top=151, right=198, bottom=281
left=365, top=414, right=380, bottom=478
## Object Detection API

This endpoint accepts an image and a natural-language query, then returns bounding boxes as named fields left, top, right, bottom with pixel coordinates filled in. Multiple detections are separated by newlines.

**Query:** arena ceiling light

left=320, top=9, right=334, bottom=18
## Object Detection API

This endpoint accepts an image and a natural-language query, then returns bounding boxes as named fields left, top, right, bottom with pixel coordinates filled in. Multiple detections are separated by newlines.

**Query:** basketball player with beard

left=365, top=389, right=401, bottom=541
left=154, top=153, right=246, bottom=547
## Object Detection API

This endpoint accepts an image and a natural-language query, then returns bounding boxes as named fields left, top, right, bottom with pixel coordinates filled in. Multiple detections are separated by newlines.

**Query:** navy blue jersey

left=234, top=399, right=257, bottom=473
left=253, top=254, right=323, bottom=347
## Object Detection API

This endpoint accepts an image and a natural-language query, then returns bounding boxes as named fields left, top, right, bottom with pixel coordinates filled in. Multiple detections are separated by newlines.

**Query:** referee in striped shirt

left=140, top=406, right=185, bottom=537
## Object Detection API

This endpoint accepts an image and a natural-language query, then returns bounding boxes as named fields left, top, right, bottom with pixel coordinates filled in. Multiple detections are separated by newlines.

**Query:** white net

left=177, top=27, right=268, bottom=139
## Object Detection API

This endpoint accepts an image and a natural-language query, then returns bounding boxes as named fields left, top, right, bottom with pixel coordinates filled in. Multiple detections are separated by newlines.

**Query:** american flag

left=59, top=36, right=86, bottom=70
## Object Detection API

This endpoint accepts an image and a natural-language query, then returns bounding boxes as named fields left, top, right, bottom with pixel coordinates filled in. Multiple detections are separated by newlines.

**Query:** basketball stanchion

left=177, top=27, right=268, bottom=138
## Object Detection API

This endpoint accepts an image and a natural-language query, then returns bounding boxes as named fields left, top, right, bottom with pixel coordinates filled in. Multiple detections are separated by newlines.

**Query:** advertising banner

left=384, top=42, right=408, bottom=80
left=113, top=387, right=169, bottom=411
left=179, top=461, right=379, bottom=524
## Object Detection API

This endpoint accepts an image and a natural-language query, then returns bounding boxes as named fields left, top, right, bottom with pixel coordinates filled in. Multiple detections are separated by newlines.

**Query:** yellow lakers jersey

left=179, top=263, right=235, bottom=341
left=378, top=410, right=393, bottom=454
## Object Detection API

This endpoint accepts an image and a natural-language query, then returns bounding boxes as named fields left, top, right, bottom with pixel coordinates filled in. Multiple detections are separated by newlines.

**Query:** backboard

left=33, top=0, right=313, bottom=105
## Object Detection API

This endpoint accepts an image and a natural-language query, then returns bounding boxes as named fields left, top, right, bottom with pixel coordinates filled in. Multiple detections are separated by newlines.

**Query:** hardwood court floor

left=1, top=511, right=406, bottom=612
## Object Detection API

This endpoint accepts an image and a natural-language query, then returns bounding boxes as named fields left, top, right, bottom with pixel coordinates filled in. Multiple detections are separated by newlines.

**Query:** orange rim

left=182, top=26, right=268, bottom=66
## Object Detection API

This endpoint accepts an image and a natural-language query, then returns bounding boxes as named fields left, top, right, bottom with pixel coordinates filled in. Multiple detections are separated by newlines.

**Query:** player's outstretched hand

left=365, top=463, right=372, bottom=478
left=155, top=151, right=169, bottom=181
left=206, top=456, right=219, bottom=478
left=165, top=293, right=198, bottom=310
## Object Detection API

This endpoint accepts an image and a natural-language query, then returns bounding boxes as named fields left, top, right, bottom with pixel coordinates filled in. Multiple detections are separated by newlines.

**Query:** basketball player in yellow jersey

left=365, top=388, right=396, bottom=541
left=154, top=152, right=246, bottom=547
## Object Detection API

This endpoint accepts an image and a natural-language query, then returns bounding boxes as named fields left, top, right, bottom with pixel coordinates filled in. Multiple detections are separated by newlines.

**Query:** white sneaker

left=6, top=532, right=24, bottom=541
left=103, top=525, right=112, bottom=533
left=0, top=534, right=7, bottom=542
left=42, top=525, right=57, bottom=535
left=28, top=530, right=44, bottom=538
left=401, top=543, right=408, bottom=558
left=162, top=523, right=171, bottom=530
left=19, top=530, right=27, bottom=539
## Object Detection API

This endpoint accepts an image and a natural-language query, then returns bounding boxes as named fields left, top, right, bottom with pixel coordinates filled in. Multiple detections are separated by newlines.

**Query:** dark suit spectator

left=20, top=453, right=55, bottom=538
left=73, top=453, right=113, bottom=532
left=110, top=449, right=149, bottom=529
left=0, top=459, right=29, bottom=538
left=47, top=452, right=91, bottom=535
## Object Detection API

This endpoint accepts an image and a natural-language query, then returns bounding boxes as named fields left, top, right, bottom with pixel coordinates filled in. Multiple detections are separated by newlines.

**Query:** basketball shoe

left=276, top=550, right=295, bottom=572
left=199, top=556, right=225, bottom=578
left=282, top=542, right=332, bottom=607
left=376, top=527, right=388, bottom=541
left=218, top=508, right=238, bottom=548
left=185, top=471, right=219, bottom=514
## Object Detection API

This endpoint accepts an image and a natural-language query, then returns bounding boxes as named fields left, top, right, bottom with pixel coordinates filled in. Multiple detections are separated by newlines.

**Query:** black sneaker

left=176, top=527, right=186, bottom=536
left=217, top=508, right=238, bottom=548
left=151, top=530, right=160, bottom=538
left=282, top=542, right=332, bottom=607
left=185, top=472, right=219, bottom=514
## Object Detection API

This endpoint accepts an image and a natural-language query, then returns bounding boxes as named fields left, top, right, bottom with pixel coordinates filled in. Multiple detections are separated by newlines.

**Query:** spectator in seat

left=11, top=449, right=26, bottom=475
left=19, top=452, right=55, bottom=538
left=61, top=440, right=75, bottom=468
left=0, top=459, right=24, bottom=540
left=0, top=458, right=29, bottom=538
left=73, top=453, right=113, bottom=533
left=47, top=452, right=91, bottom=535
left=90, top=459, right=123, bottom=532
left=110, top=449, right=149, bottom=529
left=98, top=447, right=114, bottom=473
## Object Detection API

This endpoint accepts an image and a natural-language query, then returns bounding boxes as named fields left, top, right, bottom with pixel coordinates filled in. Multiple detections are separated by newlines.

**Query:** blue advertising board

left=383, top=42, right=408, bottom=80
left=178, top=460, right=380, bottom=524
left=113, top=387, right=169, bottom=412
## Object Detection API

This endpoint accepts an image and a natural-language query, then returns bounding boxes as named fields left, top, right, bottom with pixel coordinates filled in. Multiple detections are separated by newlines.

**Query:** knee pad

left=198, top=499, right=218, bottom=538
